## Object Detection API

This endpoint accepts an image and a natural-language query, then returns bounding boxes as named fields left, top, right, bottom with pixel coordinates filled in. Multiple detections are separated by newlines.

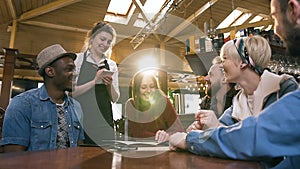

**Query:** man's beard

left=282, top=19, right=300, bottom=60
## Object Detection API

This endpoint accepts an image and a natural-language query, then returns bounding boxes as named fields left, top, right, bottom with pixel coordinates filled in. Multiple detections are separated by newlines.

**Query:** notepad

left=136, top=146, right=170, bottom=151
left=103, top=140, right=167, bottom=146
left=100, top=70, right=114, bottom=78
left=114, top=140, right=160, bottom=146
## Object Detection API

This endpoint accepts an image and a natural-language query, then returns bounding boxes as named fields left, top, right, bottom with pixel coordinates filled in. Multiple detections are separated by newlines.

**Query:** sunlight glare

left=137, top=56, right=158, bottom=70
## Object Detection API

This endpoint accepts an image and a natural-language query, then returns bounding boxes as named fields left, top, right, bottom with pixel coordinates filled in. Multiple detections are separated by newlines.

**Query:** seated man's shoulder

left=12, top=88, right=40, bottom=102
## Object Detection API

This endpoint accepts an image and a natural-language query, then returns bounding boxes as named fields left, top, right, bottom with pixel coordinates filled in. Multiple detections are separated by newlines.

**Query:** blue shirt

left=1, top=85, right=85, bottom=151
left=186, top=89, right=300, bottom=169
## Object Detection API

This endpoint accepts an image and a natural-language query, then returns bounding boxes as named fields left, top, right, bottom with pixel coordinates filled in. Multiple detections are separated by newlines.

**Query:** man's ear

left=288, top=0, right=300, bottom=24
left=44, top=66, right=55, bottom=78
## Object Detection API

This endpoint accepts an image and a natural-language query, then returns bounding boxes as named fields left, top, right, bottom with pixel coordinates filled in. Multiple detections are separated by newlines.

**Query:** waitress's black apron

left=75, top=53, right=114, bottom=145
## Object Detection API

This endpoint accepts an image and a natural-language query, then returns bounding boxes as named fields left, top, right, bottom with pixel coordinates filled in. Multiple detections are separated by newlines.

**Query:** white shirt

left=74, top=50, right=120, bottom=102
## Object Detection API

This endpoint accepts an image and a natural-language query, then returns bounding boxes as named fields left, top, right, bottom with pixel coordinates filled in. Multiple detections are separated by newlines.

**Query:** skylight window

left=143, top=0, right=166, bottom=18
left=231, top=13, right=252, bottom=26
left=249, top=15, right=263, bottom=23
left=216, top=9, right=243, bottom=29
left=107, top=0, right=132, bottom=15
left=104, top=0, right=169, bottom=27
left=134, top=0, right=169, bottom=28
left=104, top=0, right=135, bottom=25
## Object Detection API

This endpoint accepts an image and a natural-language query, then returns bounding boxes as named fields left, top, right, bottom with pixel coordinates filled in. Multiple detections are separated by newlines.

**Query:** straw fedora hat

left=37, top=44, right=76, bottom=76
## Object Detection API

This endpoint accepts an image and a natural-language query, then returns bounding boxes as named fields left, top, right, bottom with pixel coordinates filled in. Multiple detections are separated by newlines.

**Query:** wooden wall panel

left=14, top=24, right=86, bottom=54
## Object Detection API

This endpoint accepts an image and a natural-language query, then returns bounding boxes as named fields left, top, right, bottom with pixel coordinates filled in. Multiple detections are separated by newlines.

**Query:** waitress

left=72, top=21, right=120, bottom=145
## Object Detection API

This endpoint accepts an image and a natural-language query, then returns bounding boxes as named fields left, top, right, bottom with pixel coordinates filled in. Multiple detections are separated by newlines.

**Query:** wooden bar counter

left=0, top=146, right=264, bottom=169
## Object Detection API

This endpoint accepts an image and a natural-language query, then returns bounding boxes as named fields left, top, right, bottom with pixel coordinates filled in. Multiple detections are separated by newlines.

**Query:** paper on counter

left=136, top=146, right=170, bottom=151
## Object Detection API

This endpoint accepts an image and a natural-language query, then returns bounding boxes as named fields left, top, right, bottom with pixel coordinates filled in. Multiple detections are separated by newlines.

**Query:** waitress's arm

left=72, top=80, right=95, bottom=97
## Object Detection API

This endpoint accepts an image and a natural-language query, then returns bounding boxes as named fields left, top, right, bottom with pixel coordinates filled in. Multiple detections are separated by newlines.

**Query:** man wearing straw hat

left=1, top=44, right=84, bottom=152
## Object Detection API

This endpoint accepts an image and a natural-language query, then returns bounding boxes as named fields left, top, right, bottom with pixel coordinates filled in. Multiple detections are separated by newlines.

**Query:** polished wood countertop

left=0, top=146, right=264, bottom=169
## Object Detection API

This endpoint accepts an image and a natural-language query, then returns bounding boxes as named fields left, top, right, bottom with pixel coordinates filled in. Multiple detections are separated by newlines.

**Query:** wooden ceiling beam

left=20, top=20, right=131, bottom=40
left=217, top=19, right=274, bottom=33
left=20, top=20, right=89, bottom=33
left=5, top=0, right=17, bottom=48
left=236, top=0, right=270, bottom=15
left=164, top=0, right=219, bottom=42
left=18, top=0, right=81, bottom=21
left=5, top=0, right=16, bottom=19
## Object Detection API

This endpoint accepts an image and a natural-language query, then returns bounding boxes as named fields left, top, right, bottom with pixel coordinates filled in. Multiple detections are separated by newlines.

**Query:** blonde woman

left=193, top=35, right=298, bottom=129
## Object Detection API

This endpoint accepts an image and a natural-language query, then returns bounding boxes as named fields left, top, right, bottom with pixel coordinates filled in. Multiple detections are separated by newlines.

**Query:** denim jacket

left=1, top=85, right=85, bottom=151
left=186, top=89, right=300, bottom=169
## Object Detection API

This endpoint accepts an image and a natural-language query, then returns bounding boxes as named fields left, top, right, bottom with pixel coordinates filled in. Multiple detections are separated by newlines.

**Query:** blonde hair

left=220, top=40, right=240, bottom=63
left=244, top=35, right=271, bottom=69
left=220, top=35, right=271, bottom=74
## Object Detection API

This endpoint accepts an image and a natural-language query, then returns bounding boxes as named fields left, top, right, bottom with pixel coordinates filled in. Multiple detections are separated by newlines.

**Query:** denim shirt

left=186, top=89, right=300, bottom=169
left=1, top=85, right=85, bottom=151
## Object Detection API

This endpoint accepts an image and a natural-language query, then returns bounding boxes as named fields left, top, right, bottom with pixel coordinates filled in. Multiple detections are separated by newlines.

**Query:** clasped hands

left=186, top=109, right=220, bottom=132
left=169, top=110, right=220, bottom=151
